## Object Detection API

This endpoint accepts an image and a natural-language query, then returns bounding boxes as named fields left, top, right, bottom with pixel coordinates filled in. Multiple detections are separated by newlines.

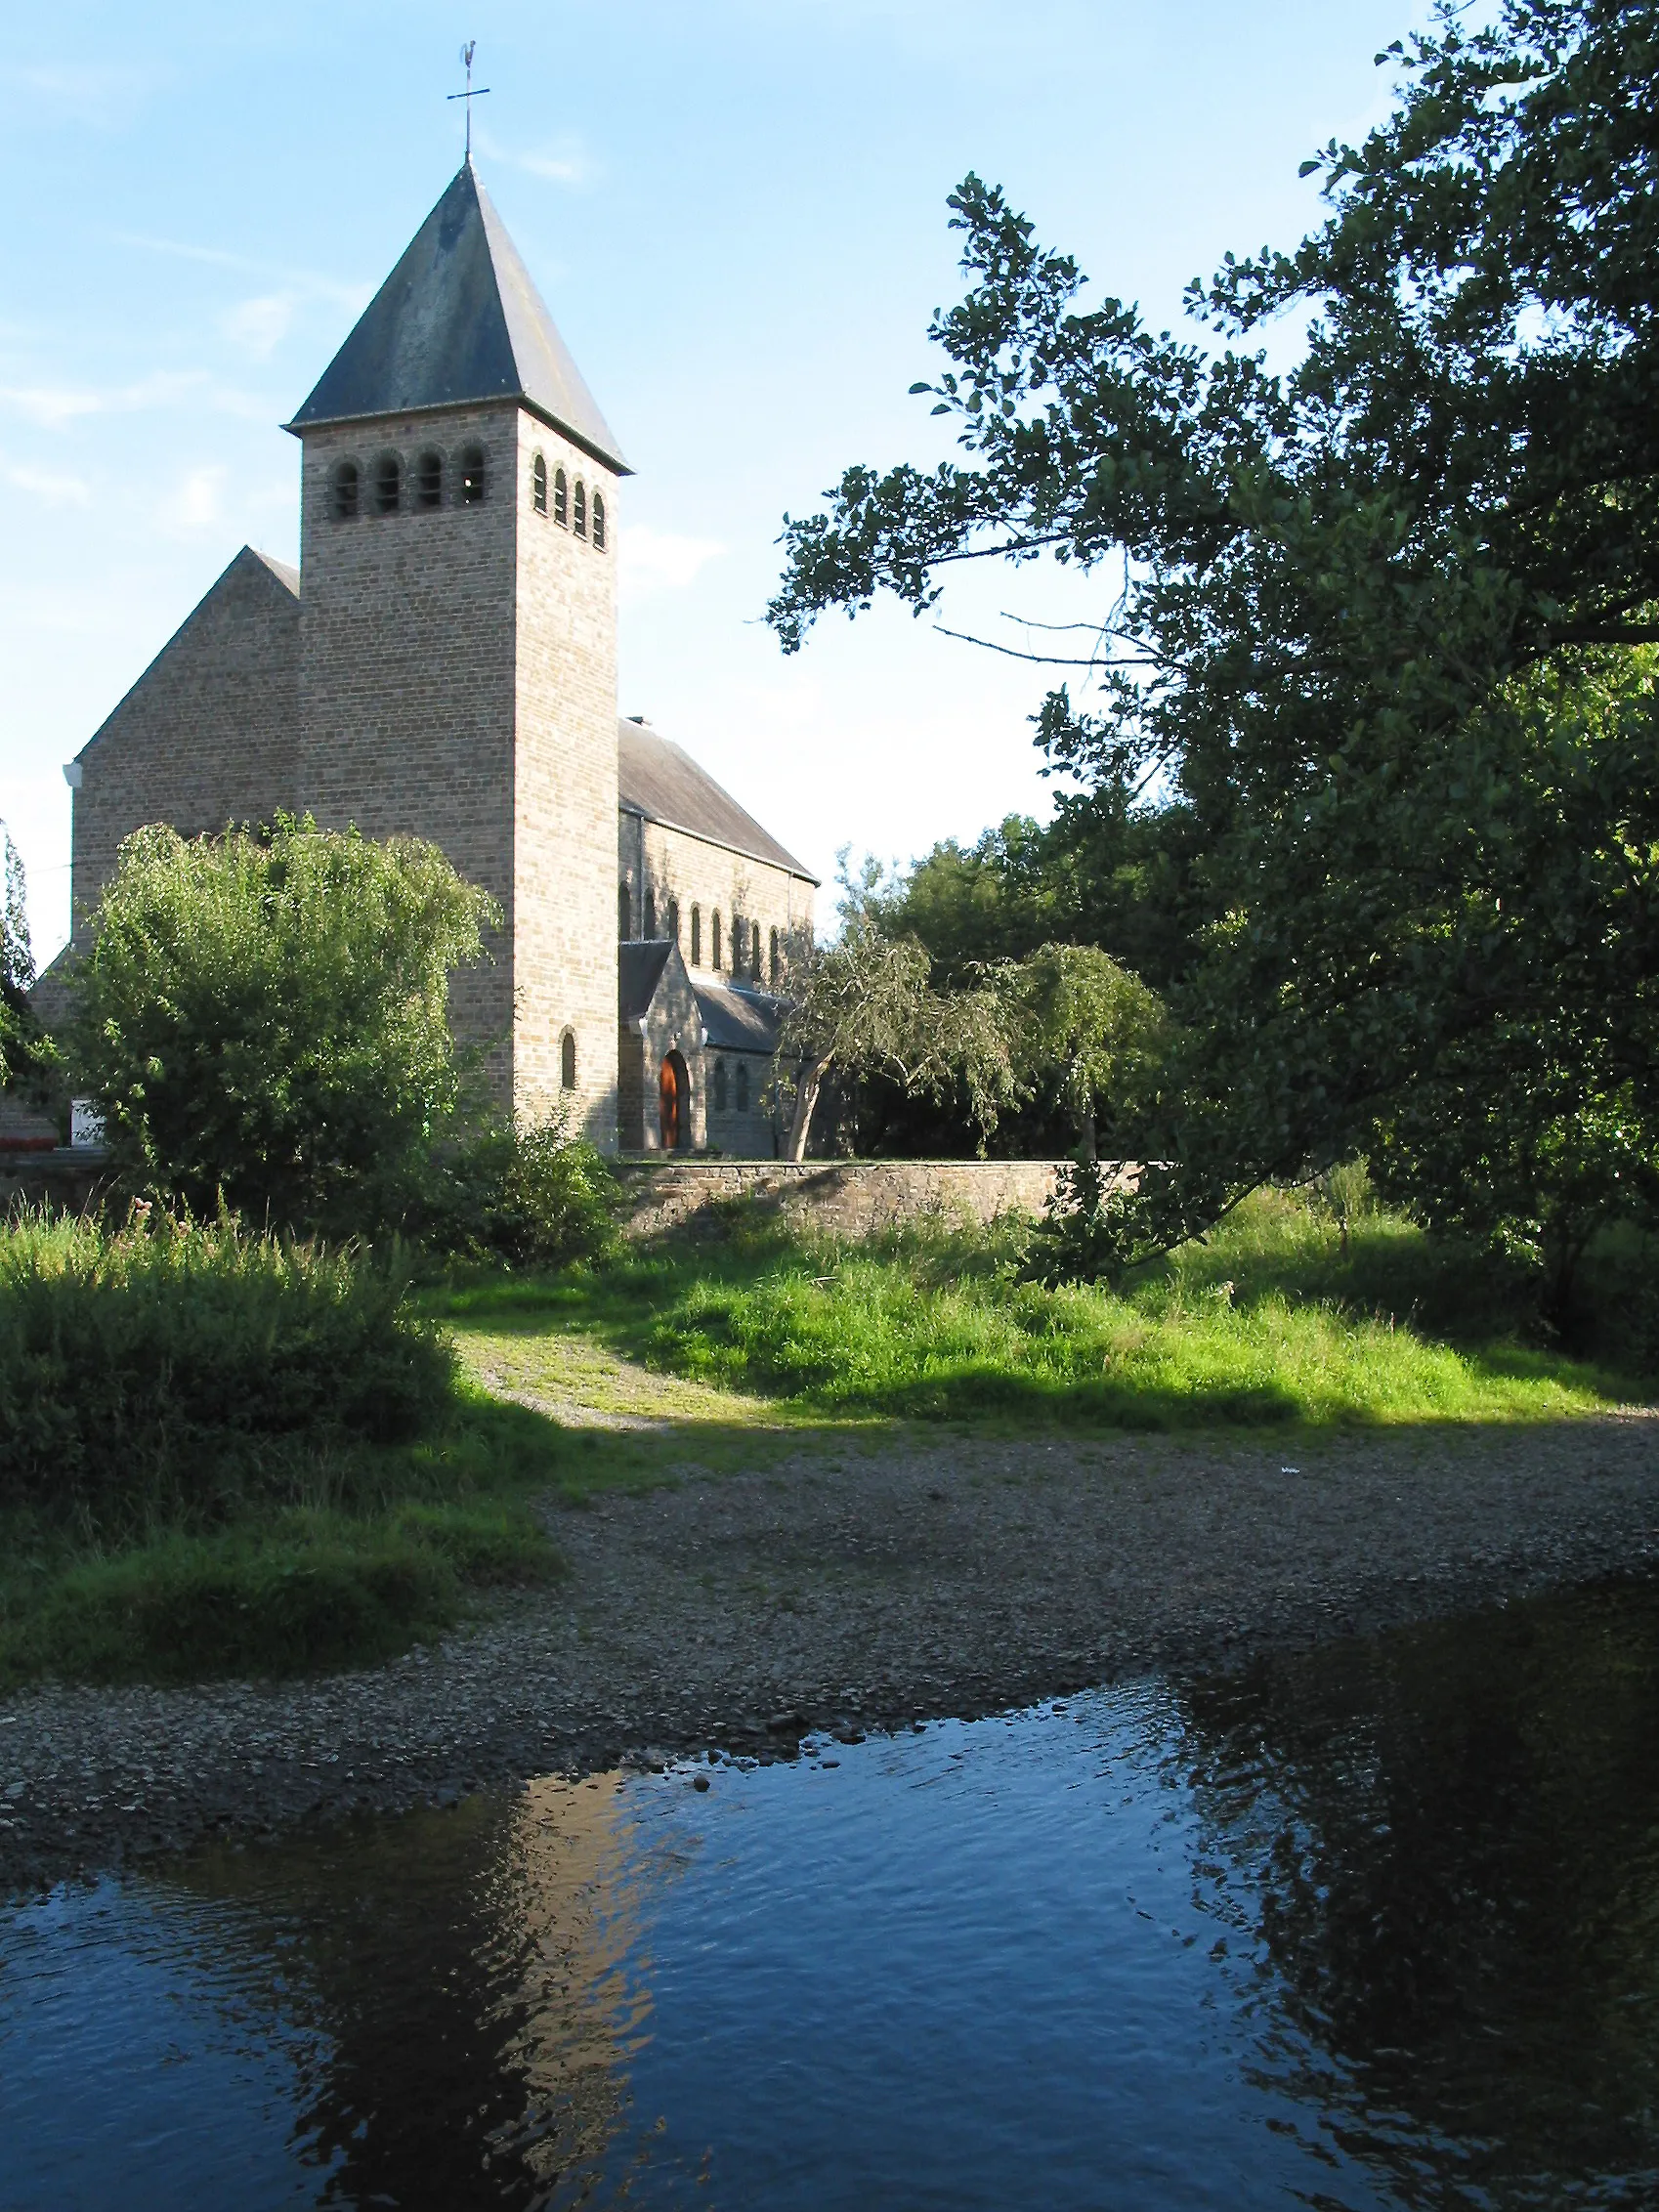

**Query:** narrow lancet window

left=644, top=888, right=657, bottom=938
left=667, top=899, right=680, bottom=944
left=532, top=453, right=547, bottom=514
left=769, top=927, right=781, bottom=985
left=459, top=443, right=487, bottom=503
left=553, top=467, right=568, bottom=526
left=691, top=906, right=702, bottom=964
left=714, top=1059, right=728, bottom=1113
left=560, top=1030, right=577, bottom=1089
left=574, top=481, right=587, bottom=538
left=712, top=911, right=722, bottom=969
left=592, top=493, right=607, bottom=550
left=329, top=460, right=360, bottom=520
left=618, top=882, right=631, bottom=938
left=373, top=454, right=401, bottom=515
left=750, top=921, right=761, bottom=977
left=736, top=1062, right=749, bottom=1113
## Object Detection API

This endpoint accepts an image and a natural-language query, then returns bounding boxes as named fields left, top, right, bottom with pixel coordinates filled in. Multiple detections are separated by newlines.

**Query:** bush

left=65, top=814, right=497, bottom=1234
left=411, top=1111, right=619, bottom=1269
left=0, top=1211, right=456, bottom=1526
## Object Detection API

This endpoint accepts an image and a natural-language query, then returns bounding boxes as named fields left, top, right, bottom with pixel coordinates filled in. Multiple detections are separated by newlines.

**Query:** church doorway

left=659, top=1051, right=690, bottom=1150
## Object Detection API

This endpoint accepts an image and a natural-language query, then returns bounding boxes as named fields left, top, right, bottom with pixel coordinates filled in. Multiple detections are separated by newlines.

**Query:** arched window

left=373, top=453, right=401, bottom=515
left=329, top=459, right=360, bottom=520
left=618, top=882, right=631, bottom=939
left=592, top=492, right=607, bottom=551
left=532, top=453, right=547, bottom=515
left=414, top=449, right=443, bottom=508
left=713, top=1058, right=728, bottom=1113
left=644, top=887, right=657, bottom=938
left=736, top=1061, right=749, bottom=1113
left=459, top=443, right=487, bottom=503
left=560, top=1030, right=576, bottom=1089
left=750, top=920, right=762, bottom=977
left=574, top=481, right=587, bottom=538
left=690, top=906, right=702, bottom=965
left=667, top=898, right=680, bottom=944
left=711, top=911, right=722, bottom=969
left=553, top=467, right=568, bottom=526
left=732, top=914, right=744, bottom=971
left=769, top=926, right=781, bottom=985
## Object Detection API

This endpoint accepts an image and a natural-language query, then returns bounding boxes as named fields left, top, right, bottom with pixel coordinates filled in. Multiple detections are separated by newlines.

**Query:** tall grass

left=641, top=1192, right=1642, bottom=1427
left=0, top=1209, right=455, bottom=1529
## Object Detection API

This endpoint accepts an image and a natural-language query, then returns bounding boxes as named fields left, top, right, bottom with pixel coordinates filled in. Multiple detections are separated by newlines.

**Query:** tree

left=776, top=889, right=1012, bottom=1160
left=767, top=0, right=1659, bottom=1276
left=0, top=822, right=55, bottom=1104
left=67, top=815, right=497, bottom=1229
left=990, top=942, right=1168, bottom=1163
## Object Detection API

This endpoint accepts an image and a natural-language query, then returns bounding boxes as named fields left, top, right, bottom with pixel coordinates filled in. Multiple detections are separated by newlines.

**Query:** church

left=57, top=162, right=817, bottom=1158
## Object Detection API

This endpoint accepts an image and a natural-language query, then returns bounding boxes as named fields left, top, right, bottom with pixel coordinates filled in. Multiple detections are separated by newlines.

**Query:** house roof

left=694, top=980, right=787, bottom=1054
left=252, top=548, right=300, bottom=598
left=618, top=938, right=674, bottom=1024
left=617, top=718, right=817, bottom=881
left=286, top=162, right=628, bottom=475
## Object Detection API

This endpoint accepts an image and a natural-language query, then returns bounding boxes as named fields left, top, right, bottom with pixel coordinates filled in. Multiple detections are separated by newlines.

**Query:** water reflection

left=1178, top=1578, right=1659, bottom=2208
left=6, top=1580, right=1659, bottom=2209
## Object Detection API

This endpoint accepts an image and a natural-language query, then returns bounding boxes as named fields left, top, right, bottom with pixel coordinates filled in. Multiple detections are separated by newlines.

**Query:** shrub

left=412, top=1111, right=618, bottom=1269
left=65, top=814, right=498, bottom=1234
left=0, top=1211, right=456, bottom=1526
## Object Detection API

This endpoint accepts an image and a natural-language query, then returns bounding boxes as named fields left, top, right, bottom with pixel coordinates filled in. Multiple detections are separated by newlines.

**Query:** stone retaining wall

left=613, top=1158, right=1078, bottom=1241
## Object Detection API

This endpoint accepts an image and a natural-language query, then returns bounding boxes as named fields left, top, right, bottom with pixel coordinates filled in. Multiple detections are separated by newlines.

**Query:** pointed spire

left=286, top=165, right=629, bottom=474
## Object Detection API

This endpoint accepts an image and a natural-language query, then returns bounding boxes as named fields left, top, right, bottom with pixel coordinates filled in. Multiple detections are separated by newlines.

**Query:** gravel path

left=5, top=1414, right=1659, bottom=1898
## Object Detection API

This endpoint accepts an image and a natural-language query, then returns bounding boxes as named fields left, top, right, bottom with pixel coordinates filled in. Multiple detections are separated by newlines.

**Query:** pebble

left=3, top=1417, right=1658, bottom=1899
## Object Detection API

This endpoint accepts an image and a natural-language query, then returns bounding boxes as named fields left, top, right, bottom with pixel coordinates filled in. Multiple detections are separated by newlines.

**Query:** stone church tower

left=287, top=161, right=627, bottom=1139
left=51, top=163, right=817, bottom=1160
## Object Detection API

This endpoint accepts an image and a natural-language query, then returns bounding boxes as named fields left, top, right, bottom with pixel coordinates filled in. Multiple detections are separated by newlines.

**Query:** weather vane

left=447, top=41, right=491, bottom=160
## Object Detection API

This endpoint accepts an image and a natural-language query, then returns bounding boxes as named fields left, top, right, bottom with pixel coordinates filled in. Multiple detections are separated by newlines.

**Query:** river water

left=5, top=1575, right=1659, bottom=2210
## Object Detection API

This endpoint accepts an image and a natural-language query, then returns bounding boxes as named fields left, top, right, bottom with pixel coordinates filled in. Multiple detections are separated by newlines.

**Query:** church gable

left=69, top=545, right=300, bottom=937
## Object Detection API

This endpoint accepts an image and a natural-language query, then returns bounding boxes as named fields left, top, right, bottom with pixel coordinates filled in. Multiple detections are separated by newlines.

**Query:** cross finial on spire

left=447, top=41, right=491, bottom=161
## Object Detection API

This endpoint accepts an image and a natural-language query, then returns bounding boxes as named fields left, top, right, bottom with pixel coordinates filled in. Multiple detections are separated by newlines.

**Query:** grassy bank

left=438, top=1187, right=1653, bottom=1432
left=0, top=1214, right=569, bottom=1689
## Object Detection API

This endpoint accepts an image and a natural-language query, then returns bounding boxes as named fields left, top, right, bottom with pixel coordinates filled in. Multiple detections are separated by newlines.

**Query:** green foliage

left=66, top=814, right=498, bottom=1232
left=0, top=818, right=57, bottom=1104
left=990, top=942, right=1168, bottom=1157
left=643, top=1197, right=1631, bottom=1428
left=409, top=1111, right=619, bottom=1269
left=768, top=0, right=1659, bottom=1268
left=0, top=1210, right=455, bottom=1528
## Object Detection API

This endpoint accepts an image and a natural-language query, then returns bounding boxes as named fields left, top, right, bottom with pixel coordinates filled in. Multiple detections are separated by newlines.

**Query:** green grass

left=0, top=1388, right=572, bottom=1690
left=434, top=1188, right=1652, bottom=1433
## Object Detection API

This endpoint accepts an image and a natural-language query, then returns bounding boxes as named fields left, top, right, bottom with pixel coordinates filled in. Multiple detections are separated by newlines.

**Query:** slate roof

left=618, top=939, right=673, bottom=1024
left=252, top=548, right=300, bottom=598
left=617, top=718, right=817, bottom=881
left=694, top=980, right=787, bottom=1054
left=286, top=163, right=628, bottom=475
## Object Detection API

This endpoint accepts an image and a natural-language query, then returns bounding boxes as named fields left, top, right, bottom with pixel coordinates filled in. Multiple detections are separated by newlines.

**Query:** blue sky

left=1, top=0, right=1419, bottom=957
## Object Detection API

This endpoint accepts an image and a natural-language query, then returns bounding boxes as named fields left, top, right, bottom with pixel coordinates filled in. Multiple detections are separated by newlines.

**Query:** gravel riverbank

left=5, top=1414, right=1658, bottom=1897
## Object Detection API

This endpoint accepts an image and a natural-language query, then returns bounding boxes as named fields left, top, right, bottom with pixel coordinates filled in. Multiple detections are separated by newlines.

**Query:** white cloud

left=473, top=127, right=592, bottom=187
left=220, top=294, right=296, bottom=361
left=3, top=62, right=152, bottom=129
left=0, top=458, right=90, bottom=508
left=111, top=232, right=370, bottom=312
left=162, top=465, right=227, bottom=533
left=621, top=527, right=726, bottom=596
left=0, top=368, right=268, bottom=428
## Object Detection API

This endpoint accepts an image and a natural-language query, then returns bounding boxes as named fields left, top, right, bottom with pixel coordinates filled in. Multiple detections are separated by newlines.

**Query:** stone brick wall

left=514, top=414, right=620, bottom=1146
left=623, top=819, right=814, bottom=987
left=295, top=404, right=520, bottom=1100
left=613, top=1157, right=1091, bottom=1240
left=69, top=547, right=300, bottom=937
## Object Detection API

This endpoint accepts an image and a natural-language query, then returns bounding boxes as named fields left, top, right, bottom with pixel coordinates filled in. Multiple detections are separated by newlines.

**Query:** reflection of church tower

left=286, top=162, right=629, bottom=1140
